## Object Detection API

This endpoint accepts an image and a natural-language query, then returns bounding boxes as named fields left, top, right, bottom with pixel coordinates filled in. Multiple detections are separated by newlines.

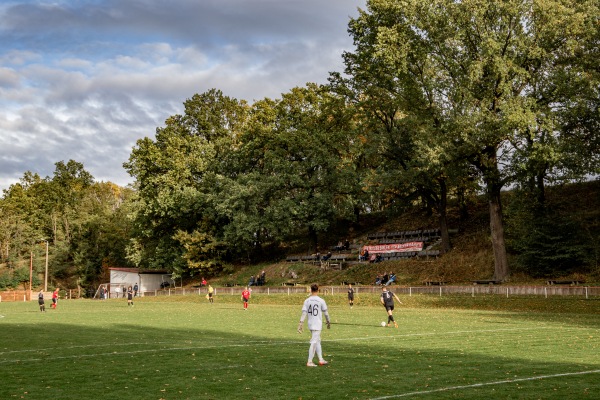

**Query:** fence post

left=544, top=287, right=547, bottom=298
left=409, top=287, right=412, bottom=297
left=439, top=286, right=442, bottom=297
left=585, top=286, right=588, bottom=299
left=472, top=286, right=474, bottom=297
left=268, top=288, right=270, bottom=295
left=506, top=287, right=509, bottom=298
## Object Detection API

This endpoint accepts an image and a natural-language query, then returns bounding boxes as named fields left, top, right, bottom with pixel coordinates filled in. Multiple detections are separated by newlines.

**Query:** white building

left=108, top=268, right=173, bottom=297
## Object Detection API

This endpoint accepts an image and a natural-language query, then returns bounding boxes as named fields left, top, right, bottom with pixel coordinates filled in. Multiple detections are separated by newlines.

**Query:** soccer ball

left=381, top=321, right=386, bottom=327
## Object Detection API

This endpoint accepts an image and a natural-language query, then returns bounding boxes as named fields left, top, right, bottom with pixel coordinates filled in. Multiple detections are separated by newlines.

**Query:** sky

left=0, top=0, right=366, bottom=192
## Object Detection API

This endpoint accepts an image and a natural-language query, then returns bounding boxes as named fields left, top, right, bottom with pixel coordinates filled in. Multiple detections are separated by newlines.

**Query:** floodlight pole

left=43, top=240, right=49, bottom=292
left=29, top=250, right=33, bottom=301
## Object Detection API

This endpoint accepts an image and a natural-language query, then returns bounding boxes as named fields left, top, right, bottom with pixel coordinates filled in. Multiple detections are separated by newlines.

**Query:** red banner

left=362, top=242, right=423, bottom=254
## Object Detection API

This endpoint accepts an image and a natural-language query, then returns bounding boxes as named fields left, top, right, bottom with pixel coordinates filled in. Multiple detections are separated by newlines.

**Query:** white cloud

left=0, top=0, right=365, bottom=191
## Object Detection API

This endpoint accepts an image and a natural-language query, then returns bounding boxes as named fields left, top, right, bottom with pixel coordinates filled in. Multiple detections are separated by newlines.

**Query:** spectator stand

left=472, top=280, right=502, bottom=285
left=417, top=250, right=441, bottom=259
left=546, top=279, right=585, bottom=286
left=367, top=228, right=442, bottom=241
left=424, top=280, right=447, bottom=286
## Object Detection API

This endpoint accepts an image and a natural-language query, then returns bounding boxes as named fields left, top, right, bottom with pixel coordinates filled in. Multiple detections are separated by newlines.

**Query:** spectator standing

left=248, top=275, right=255, bottom=287
left=297, top=284, right=331, bottom=367
left=38, top=289, right=46, bottom=312
left=133, top=283, right=139, bottom=297
left=380, top=287, right=402, bottom=328
left=259, top=270, right=266, bottom=286
left=241, top=287, right=251, bottom=310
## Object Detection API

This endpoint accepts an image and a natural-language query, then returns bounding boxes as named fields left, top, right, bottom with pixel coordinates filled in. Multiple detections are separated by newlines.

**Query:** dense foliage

left=1, top=0, right=598, bottom=286
left=0, top=161, right=133, bottom=289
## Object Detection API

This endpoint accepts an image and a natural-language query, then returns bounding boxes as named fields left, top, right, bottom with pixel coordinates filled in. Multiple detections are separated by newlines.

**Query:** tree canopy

left=2, top=0, right=598, bottom=286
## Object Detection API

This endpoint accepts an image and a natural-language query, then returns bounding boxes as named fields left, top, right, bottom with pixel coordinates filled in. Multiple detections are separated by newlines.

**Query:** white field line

left=0, top=326, right=546, bottom=364
left=0, top=341, right=172, bottom=355
left=369, top=369, right=600, bottom=399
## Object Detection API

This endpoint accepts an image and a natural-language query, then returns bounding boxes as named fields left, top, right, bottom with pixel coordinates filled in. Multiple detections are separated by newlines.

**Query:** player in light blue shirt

left=297, top=284, right=331, bottom=367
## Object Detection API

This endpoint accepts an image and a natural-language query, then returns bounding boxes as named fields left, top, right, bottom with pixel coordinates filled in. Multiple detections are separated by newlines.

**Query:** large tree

left=124, top=89, right=250, bottom=275
left=345, top=0, right=598, bottom=280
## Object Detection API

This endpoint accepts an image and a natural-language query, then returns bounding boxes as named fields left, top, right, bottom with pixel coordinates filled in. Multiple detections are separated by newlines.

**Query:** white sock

left=308, top=343, right=316, bottom=362
left=316, top=342, right=323, bottom=361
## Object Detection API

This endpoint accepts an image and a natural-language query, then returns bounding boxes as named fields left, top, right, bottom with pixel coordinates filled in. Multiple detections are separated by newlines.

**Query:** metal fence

left=138, top=284, right=600, bottom=299
left=3, top=284, right=597, bottom=301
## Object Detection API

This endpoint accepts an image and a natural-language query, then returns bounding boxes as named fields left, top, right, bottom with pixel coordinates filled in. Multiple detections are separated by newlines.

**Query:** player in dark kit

left=347, top=284, right=355, bottom=308
left=127, top=286, right=134, bottom=306
left=380, top=287, right=402, bottom=328
left=38, top=289, right=46, bottom=312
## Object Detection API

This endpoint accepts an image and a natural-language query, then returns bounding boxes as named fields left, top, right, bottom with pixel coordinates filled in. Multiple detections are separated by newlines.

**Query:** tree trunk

left=477, top=146, right=509, bottom=281
left=488, top=191, right=509, bottom=281
left=352, top=205, right=361, bottom=230
left=437, top=180, right=451, bottom=253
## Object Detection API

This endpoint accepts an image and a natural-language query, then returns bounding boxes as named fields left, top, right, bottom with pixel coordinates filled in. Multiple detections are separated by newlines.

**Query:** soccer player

left=380, top=286, right=402, bottom=328
left=241, top=286, right=251, bottom=310
left=38, top=289, right=46, bottom=312
left=297, top=284, right=331, bottom=367
left=208, top=285, right=214, bottom=303
left=127, top=286, right=134, bottom=306
left=51, top=287, right=59, bottom=309
left=347, top=283, right=355, bottom=308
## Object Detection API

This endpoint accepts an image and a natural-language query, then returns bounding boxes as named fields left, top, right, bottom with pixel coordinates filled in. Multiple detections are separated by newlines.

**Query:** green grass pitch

left=1, top=293, right=599, bottom=399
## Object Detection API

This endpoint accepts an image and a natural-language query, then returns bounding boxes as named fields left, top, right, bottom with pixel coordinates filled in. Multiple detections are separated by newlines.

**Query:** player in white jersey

left=297, top=284, right=331, bottom=367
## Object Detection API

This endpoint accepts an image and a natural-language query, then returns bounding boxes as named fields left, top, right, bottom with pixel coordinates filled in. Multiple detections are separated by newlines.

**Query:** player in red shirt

left=51, top=287, right=59, bottom=309
left=241, top=287, right=251, bottom=310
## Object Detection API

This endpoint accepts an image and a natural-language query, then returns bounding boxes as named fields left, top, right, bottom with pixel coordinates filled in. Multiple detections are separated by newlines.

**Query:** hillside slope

left=209, top=180, right=600, bottom=287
